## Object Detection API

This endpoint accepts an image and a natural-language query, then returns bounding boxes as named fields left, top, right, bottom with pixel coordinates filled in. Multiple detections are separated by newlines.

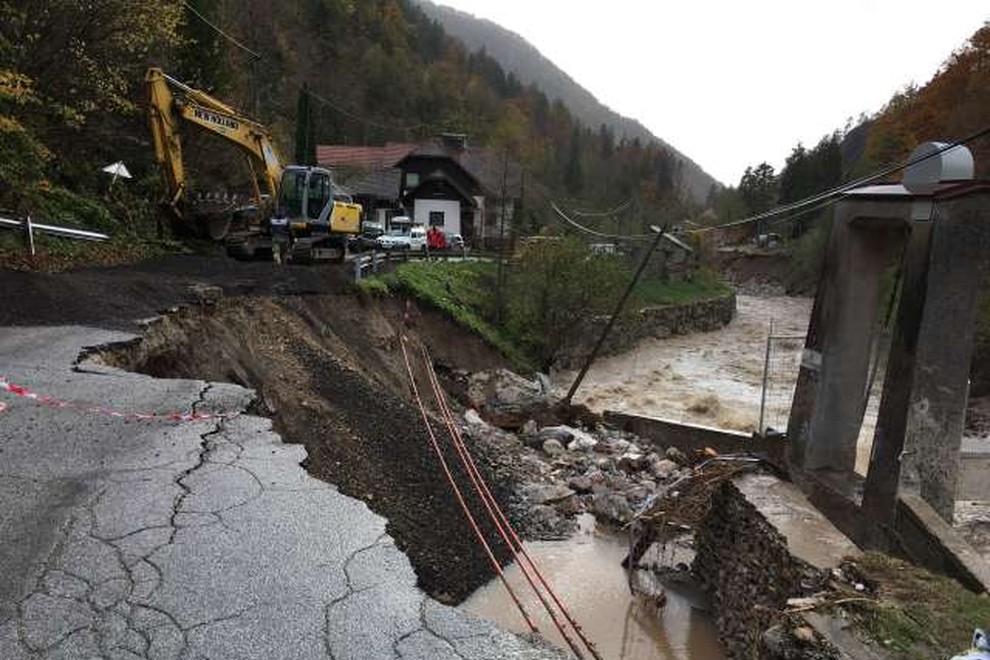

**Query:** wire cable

left=398, top=337, right=539, bottom=635
left=550, top=201, right=655, bottom=241
left=691, top=124, right=990, bottom=235
left=420, top=349, right=600, bottom=658
left=181, top=0, right=261, bottom=60
left=551, top=123, right=990, bottom=242
left=571, top=198, right=632, bottom=217
left=181, top=0, right=429, bottom=134
left=419, top=347, right=595, bottom=660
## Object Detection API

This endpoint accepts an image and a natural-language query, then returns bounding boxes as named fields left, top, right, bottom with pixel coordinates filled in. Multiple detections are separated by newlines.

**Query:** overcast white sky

left=433, top=1, right=988, bottom=186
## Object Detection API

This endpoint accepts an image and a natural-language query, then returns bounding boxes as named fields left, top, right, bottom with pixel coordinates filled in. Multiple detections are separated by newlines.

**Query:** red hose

left=398, top=337, right=539, bottom=634
left=420, top=347, right=603, bottom=660
left=420, top=349, right=587, bottom=660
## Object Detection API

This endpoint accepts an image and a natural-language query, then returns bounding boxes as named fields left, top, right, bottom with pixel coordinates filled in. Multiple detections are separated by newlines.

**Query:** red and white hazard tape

left=0, top=376, right=238, bottom=423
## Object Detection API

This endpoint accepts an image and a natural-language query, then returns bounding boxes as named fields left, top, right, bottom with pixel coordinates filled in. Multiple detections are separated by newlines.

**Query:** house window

left=429, top=210, right=445, bottom=227
left=406, top=172, right=420, bottom=188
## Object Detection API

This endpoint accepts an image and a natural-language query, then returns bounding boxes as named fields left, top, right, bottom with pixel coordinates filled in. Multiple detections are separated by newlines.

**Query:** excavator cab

left=270, top=166, right=362, bottom=263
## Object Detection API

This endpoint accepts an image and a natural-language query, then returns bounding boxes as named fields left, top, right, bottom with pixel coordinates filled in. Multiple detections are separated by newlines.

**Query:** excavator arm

left=145, top=68, right=284, bottom=234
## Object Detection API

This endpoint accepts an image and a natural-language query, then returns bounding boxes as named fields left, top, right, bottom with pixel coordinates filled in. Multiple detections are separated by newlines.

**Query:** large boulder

left=566, top=428, right=599, bottom=453
left=520, top=482, right=575, bottom=505
left=591, top=492, right=634, bottom=524
left=616, top=452, right=646, bottom=473
left=467, top=369, right=555, bottom=429
left=542, top=438, right=566, bottom=457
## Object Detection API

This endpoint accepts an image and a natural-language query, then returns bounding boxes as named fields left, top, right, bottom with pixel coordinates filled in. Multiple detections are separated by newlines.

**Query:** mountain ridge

left=415, top=0, right=721, bottom=202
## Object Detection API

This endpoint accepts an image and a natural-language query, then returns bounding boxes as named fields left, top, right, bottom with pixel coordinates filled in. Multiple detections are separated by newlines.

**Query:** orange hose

left=420, top=347, right=603, bottom=660
left=420, top=349, right=587, bottom=660
left=398, top=337, right=538, bottom=634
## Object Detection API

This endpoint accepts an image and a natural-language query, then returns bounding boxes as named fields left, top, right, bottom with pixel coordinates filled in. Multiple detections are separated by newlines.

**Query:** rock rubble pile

left=459, top=368, right=699, bottom=539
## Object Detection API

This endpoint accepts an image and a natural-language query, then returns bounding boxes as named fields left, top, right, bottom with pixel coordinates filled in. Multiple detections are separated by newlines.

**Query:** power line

left=554, top=123, right=990, bottom=242
left=691, top=124, right=990, bottom=235
left=571, top=198, right=632, bottom=217
left=181, top=1, right=429, bottom=134
left=549, top=201, right=654, bottom=241
left=181, top=0, right=260, bottom=60
left=304, top=86, right=428, bottom=134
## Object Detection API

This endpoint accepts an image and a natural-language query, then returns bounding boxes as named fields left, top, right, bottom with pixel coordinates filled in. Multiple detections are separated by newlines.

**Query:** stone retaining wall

left=694, top=472, right=860, bottom=658
left=555, top=292, right=736, bottom=368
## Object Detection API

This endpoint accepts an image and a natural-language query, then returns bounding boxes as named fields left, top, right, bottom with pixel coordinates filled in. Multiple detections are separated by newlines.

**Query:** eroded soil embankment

left=103, top=292, right=517, bottom=602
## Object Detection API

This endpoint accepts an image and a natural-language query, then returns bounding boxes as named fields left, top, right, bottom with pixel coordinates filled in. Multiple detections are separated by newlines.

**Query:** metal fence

left=758, top=332, right=806, bottom=436
left=0, top=212, right=109, bottom=255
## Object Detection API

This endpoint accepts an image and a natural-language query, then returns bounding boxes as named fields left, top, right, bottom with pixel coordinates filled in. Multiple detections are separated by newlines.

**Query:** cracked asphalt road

left=0, top=326, right=564, bottom=659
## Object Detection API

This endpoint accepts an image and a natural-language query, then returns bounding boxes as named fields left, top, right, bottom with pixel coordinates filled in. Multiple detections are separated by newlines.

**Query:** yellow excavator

left=145, top=67, right=362, bottom=261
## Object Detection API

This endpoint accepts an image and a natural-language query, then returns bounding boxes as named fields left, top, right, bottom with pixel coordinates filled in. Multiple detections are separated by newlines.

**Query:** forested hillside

left=414, top=0, right=719, bottom=203
left=708, top=22, right=990, bottom=394
left=710, top=21, right=990, bottom=228
left=0, top=0, right=701, bottom=240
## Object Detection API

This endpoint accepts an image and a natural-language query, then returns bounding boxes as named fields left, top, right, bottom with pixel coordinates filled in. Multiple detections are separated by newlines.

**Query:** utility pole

left=758, top=319, right=773, bottom=435
left=565, top=224, right=668, bottom=404
left=495, top=147, right=509, bottom=324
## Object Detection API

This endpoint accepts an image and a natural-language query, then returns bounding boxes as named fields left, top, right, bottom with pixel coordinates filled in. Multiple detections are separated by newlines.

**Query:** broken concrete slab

left=0, top=326, right=563, bottom=659
left=896, top=494, right=990, bottom=594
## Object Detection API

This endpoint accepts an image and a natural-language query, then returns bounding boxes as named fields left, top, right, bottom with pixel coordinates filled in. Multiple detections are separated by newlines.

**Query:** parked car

left=375, top=225, right=427, bottom=252
left=351, top=220, right=384, bottom=251
left=361, top=220, right=384, bottom=238
left=375, top=230, right=409, bottom=250
left=755, top=233, right=782, bottom=249
left=409, top=225, right=427, bottom=252
left=448, top=233, right=465, bottom=250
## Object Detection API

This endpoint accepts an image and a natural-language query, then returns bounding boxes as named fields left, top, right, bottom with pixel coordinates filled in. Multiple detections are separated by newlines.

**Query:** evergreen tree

left=295, top=84, right=316, bottom=166
left=564, top=126, right=584, bottom=194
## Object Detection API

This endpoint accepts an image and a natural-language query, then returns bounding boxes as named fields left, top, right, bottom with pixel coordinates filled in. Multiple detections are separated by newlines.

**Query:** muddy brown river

left=464, top=294, right=896, bottom=658
left=461, top=518, right=725, bottom=659
left=555, top=294, right=881, bottom=474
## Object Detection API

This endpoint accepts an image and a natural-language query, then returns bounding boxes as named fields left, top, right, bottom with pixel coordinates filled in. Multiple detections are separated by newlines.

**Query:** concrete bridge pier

left=788, top=201, right=909, bottom=477
left=787, top=143, right=990, bottom=534
left=864, top=188, right=990, bottom=523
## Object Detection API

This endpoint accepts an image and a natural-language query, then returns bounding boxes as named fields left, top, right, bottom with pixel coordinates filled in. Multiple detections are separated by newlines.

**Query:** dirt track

left=0, top=254, right=354, bottom=328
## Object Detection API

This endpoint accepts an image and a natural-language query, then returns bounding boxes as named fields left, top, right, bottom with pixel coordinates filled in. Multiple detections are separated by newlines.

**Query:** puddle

left=461, top=517, right=725, bottom=659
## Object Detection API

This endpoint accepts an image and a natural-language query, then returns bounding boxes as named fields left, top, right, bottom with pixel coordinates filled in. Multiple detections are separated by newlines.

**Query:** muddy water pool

left=461, top=518, right=725, bottom=659
left=555, top=294, right=882, bottom=474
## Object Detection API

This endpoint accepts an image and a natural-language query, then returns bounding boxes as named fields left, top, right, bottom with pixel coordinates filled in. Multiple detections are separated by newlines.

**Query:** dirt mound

left=103, top=293, right=517, bottom=602
left=713, top=247, right=814, bottom=296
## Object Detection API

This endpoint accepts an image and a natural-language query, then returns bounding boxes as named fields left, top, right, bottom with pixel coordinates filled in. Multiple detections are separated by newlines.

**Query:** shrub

left=506, top=237, right=628, bottom=369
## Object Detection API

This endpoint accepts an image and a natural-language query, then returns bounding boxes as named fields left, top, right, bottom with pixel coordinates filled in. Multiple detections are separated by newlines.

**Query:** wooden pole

left=758, top=319, right=774, bottom=435
left=565, top=224, right=667, bottom=404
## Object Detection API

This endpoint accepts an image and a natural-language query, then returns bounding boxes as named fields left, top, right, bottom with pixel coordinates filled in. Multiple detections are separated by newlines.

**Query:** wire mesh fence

left=758, top=334, right=805, bottom=435
left=757, top=328, right=891, bottom=476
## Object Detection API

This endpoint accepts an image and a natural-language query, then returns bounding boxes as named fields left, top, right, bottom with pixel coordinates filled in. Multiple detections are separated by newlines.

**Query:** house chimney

left=439, top=132, right=467, bottom=153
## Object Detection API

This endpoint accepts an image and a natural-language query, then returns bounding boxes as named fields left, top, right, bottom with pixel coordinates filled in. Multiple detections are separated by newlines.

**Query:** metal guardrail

left=349, top=248, right=492, bottom=281
left=0, top=214, right=109, bottom=255
left=351, top=250, right=390, bottom=281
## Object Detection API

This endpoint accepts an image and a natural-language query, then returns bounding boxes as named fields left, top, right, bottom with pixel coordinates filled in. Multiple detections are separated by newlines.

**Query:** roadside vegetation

left=360, top=259, right=532, bottom=371
left=361, top=238, right=733, bottom=371
left=844, top=552, right=990, bottom=658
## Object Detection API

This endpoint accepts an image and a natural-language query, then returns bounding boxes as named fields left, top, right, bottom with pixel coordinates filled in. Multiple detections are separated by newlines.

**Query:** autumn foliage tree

left=0, top=0, right=182, bottom=209
left=863, top=22, right=990, bottom=177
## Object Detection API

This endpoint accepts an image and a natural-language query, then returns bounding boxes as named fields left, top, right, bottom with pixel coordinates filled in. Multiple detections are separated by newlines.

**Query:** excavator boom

left=146, top=67, right=362, bottom=262
left=145, top=68, right=284, bottom=236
